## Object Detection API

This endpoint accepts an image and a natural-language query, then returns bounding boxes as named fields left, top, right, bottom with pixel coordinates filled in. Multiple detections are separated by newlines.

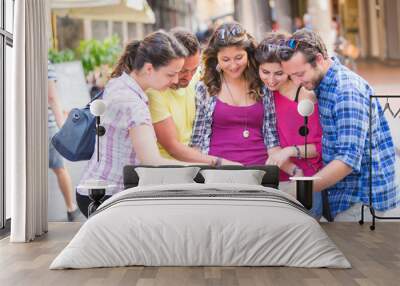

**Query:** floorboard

left=0, top=222, right=399, bottom=286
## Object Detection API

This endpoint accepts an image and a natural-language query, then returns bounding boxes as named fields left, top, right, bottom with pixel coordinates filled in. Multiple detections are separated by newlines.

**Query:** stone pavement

left=357, top=60, right=400, bottom=95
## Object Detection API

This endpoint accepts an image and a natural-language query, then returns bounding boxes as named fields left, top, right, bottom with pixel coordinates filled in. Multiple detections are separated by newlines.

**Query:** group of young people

left=75, top=22, right=398, bottom=221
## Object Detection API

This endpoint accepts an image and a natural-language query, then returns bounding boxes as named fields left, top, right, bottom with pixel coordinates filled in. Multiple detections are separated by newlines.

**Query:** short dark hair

left=255, top=32, right=289, bottom=64
left=278, top=29, right=328, bottom=66
left=170, top=27, right=200, bottom=56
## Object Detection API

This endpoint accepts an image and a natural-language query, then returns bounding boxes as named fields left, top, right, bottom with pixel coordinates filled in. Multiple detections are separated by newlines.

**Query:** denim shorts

left=48, top=125, right=64, bottom=169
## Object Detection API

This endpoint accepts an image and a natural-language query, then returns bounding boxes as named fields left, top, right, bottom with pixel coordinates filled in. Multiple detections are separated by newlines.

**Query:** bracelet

left=215, top=157, right=223, bottom=167
left=291, top=166, right=300, bottom=176
left=294, top=145, right=301, bottom=159
left=210, top=157, right=222, bottom=167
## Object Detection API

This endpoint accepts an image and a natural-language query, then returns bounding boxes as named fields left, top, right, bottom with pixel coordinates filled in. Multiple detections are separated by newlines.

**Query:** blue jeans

left=309, top=191, right=322, bottom=220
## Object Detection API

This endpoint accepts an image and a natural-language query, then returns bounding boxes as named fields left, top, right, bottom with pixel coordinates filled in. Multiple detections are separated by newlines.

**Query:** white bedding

left=50, top=183, right=351, bottom=269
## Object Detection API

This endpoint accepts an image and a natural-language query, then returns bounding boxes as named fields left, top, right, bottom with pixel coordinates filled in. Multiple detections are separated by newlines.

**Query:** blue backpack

left=51, top=92, right=103, bottom=161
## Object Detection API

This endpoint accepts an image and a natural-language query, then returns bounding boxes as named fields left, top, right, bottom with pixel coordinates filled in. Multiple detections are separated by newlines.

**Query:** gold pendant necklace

left=223, top=76, right=250, bottom=139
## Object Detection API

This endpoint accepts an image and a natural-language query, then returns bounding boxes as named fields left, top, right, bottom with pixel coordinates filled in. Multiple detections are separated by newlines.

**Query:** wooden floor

left=0, top=222, right=399, bottom=286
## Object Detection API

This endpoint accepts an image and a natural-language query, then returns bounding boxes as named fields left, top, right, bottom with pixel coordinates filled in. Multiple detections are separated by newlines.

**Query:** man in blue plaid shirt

left=279, top=29, right=399, bottom=220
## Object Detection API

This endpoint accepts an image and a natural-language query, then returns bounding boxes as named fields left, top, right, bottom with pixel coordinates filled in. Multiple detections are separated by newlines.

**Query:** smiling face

left=258, top=62, right=289, bottom=91
left=145, top=58, right=185, bottom=91
left=281, top=52, right=325, bottom=90
left=217, top=46, right=248, bottom=79
left=170, top=51, right=201, bottom=89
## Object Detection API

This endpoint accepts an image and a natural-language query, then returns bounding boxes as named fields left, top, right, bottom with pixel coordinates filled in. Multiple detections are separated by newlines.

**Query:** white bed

left=50, top=183, right=351, bottom=269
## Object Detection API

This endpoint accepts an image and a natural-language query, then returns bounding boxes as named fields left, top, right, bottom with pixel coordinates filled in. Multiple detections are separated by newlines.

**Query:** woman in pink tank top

left=255, top=32, right=323, bottom=218
left=191, top=22, right=280, bottom=166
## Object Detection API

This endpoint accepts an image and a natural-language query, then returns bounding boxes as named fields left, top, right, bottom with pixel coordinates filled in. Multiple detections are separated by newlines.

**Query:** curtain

left=8, top=0, right=49, bottom=242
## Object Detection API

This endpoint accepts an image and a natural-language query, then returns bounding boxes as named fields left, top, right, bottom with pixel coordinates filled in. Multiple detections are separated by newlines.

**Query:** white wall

left=367, top=0, right=380, bottom=58
left=307, top=0, right=334, bottom=56
left=358, top=0, right=369, bottom=58
left=272, top=0, right=292, bottom=33
left=86, top=19, right=147, bottom=43
left=195, top=0, right=234, bottom=24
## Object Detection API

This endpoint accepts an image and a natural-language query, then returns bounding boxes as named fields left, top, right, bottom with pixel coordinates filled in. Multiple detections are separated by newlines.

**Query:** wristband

left=294, top=145, right=301, bottom=159
left=291, top=166, right=300, bottom=176
left=211, top=157, right=222, bottom=167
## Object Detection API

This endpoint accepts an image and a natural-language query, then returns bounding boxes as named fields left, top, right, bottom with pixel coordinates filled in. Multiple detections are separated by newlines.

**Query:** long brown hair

left=202, top=22, right=262, bottom=99
left=111, top=30, right=188, bottom=78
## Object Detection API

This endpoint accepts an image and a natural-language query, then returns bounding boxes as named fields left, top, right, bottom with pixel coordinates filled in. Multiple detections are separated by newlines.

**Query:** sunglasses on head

left=277, top=38, right=322, bottom=60
left=260, top=39, right=286, bottom=53
left=258, top=37, right=305, bottom=54
left=216, top=25, right=245, bottom=42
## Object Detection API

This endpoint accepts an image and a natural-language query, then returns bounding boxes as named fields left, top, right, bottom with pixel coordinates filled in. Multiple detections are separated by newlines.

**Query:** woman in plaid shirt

left=190, top=22, right=281, bottom=167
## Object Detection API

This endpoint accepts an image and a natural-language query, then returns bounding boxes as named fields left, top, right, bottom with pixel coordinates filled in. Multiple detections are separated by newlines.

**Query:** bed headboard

left=123, top=165, right=280, bottom=189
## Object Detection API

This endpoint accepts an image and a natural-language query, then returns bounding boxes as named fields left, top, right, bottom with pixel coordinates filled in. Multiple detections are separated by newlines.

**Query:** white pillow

left=200, top=169, right=266, bottom=185
left=135, top=167, right=200, bottom=186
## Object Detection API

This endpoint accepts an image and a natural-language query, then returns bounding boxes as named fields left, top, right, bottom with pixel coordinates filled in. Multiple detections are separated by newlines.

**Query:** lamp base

left=289, top=177, right=321, bottom=210
left=296, top=180, right=313, bottom=209
left=80, top=179, right=108, bottom=216
left=88, top=188, right=106, bottom=216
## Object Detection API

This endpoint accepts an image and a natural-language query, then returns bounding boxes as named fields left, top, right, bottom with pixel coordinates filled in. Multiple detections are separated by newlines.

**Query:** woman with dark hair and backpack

left=77, top=31, right=200, bottom=217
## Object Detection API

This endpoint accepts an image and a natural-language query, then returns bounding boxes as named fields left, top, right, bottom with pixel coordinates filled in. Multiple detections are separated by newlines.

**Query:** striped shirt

left=315, top=58, right=398, bottom=218
left=79, top=72, right=153, bottom=195
left=48, top=61, right=57, bottom=128
left=189, top=82, right=279, bottom=153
